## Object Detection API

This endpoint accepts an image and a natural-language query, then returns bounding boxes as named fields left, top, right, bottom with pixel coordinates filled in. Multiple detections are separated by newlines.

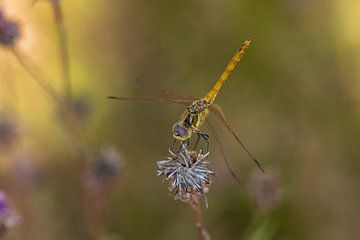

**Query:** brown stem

left=11, top=48, right=61, bottom=104
left=189, top=199, right=211, bottom=240
left=51, top=1, right=72, bottom=103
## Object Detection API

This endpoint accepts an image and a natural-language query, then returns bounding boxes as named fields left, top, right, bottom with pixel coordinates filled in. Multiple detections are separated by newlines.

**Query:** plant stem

left=189, top=199, right=211, bottom=240
left=11, top=48, right=60, bottom=104
left=51, top=0, right=72, bottom=103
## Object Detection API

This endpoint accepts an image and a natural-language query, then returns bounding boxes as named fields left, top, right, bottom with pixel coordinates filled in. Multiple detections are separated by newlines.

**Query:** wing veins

left=205, top=118, right=242, bottom=184
left=209, top=104, right=265, bottom=173
left=135, top=78, right=197, bottom=100
left=107, top=96, right=192, bottom=106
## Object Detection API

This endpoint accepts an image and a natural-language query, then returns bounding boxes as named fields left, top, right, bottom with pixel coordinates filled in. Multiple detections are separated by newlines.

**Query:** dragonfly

left=108, top=39, right=265, bottom=181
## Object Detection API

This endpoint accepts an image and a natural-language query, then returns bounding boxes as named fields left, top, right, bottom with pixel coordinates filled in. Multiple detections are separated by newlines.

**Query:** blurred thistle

left=0, top=191, right=21, bottom=237
left=0, top=10, right=19, bottom=47
left=70, top=96, right=91, bottom=121
left=91, top=146, right=123, bottom=181
left=84, top=146, right=124, bottom=194
left=57, top=95, right=92, bottom=124
left=157, top=143, right=214, bottom=206
left=248, top=169, right=282, bottom=211
left=0, top=113, right=18, bottom=149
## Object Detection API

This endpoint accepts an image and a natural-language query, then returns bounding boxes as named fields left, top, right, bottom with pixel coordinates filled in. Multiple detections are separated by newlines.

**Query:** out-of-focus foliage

left=0, top=0, right=360, bottom=239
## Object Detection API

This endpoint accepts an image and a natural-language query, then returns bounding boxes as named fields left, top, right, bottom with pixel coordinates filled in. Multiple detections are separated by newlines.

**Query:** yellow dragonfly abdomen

left=204, top=39, right=251, bottom=103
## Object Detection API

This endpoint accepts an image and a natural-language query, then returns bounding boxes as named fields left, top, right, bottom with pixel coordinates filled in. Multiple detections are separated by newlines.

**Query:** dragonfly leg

left=193, top=134, right=201, bottom=151
left=200, top=138, right=209, bottom=154
left=170, top=138, right=177, bottom=152
left=185, top=138, right=190, bottom=148
left=194, top=129, right=209, bottom=141
left=194, top=130, right=210, bottom=153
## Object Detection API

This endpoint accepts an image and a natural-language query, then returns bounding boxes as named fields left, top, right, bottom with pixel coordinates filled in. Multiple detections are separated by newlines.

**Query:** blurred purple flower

left=0, top=10, right=19, bottom=47
left=0, top=191, right=21, bottom=236
left=0, top=194, right=10, bottom=218
left=249, top=169, right=282, bottom=211
left=157, top=143, right=214, bottom=206
left=0, top=113, right=18, bottom=148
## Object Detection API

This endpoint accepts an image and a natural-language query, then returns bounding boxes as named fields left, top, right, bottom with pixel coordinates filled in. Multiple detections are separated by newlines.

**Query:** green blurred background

left=1, top=0, right=360, bottom=239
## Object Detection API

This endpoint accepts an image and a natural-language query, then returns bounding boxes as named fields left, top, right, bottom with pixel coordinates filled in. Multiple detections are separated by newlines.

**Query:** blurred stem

left=11, top=48, right=61, bottom=104
left=189, top=200, right=211, bottom=240
left=84, top=182, right=116, bottom=240
left=243, top=208, right=278, bottom=240
left=50, top=0, right=72, bottom=103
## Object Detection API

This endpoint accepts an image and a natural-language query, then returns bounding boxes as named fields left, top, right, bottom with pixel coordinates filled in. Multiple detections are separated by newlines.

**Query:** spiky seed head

left=157, top=143, right=214, bottom=205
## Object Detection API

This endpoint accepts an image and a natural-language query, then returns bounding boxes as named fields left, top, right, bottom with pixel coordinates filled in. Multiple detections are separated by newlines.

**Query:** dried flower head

left=0, top=10, right=19, bottom=47
left=157, top=143, right=214, bottom=205
left=71, top=96, right=91, bottom=122
left=90, top=146, right=123, bottom=181
left=0, top=113, right=18, bottom=148
left=249, top=169, right=282, bottom=211
left=84, top=145, right=124, bottom=195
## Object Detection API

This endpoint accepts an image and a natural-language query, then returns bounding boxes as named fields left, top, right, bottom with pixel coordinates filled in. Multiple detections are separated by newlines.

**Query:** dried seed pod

left=157, top=143, right=214, bottom=206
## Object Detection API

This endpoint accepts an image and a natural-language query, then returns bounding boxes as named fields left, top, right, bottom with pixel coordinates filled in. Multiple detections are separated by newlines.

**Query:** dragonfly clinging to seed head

left=108, top=39, right=265, bottom=178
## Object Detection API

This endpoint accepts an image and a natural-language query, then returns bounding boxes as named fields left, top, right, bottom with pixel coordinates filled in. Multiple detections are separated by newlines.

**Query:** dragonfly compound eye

left=172, top=123, right=190, bottom=140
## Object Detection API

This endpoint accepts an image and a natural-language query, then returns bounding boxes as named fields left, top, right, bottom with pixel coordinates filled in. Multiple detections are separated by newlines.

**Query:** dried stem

left=11, top=48, right=61, bottom=104
left=11, top=46, right=97, bottom=240
left=189, top=199, right=211, bottom=240
left=50, top=0, right=72, bottom=103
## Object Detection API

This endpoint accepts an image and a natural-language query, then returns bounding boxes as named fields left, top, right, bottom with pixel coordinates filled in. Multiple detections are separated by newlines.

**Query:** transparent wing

left=135, top=78, right=197, bottom=100
left=107, top=96, right=193, bottom=106
left=209, top=103, right=265, bottom=173
left=205, top=117, right=242, bottom=184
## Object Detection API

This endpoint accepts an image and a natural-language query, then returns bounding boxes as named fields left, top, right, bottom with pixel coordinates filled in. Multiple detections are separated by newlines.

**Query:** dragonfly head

left=172, top=122, right=192, bottom=141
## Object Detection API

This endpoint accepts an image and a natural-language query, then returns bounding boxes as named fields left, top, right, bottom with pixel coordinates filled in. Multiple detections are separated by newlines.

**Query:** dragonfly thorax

left=187, top=99, right=211, bottom=114
left=172, top=99, right=211, bottom=141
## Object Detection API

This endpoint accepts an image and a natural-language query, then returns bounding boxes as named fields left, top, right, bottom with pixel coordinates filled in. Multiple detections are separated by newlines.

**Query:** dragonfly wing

left=135, top=78, right=198, bottom=100
left=107, top=96, right=193, bottom=106
left=209, top=104, right=265, bottom=173
left=205, top=117, right=242, bottom=184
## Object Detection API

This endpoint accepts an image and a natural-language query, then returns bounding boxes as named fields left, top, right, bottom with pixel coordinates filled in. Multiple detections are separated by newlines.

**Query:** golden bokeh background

left=1, top=0, right=360, bottom=239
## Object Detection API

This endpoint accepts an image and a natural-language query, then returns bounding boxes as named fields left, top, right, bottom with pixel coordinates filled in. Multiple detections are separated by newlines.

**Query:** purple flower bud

left=0, top=193, right=10, bottom=219
left=0, top=10, right=19, bottom=47
left=0, top=191, right=21, bottom=233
